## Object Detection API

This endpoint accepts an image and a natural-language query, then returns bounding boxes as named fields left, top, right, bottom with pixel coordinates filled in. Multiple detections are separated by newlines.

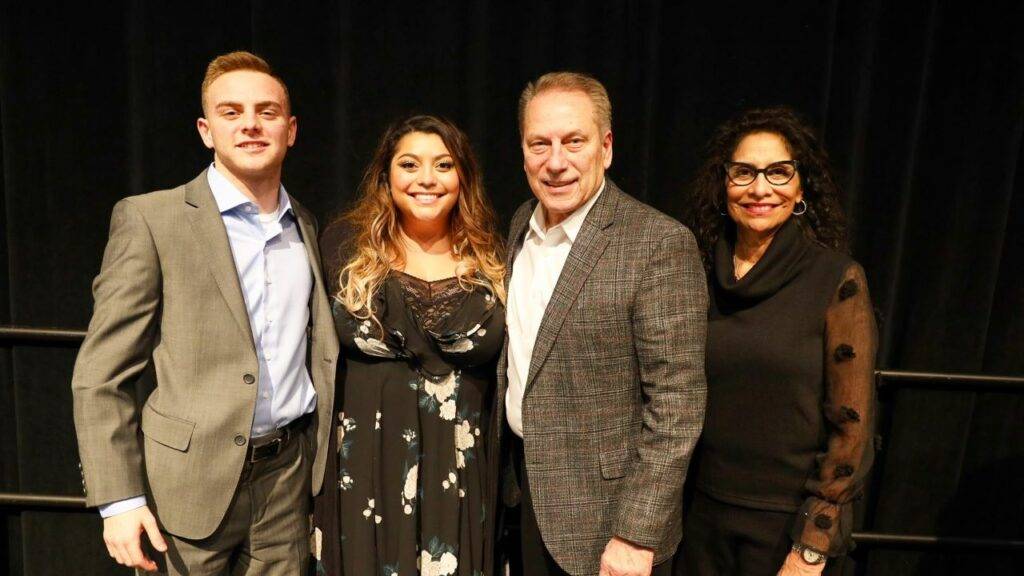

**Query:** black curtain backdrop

left=2, top=1, right=1022, bottom=574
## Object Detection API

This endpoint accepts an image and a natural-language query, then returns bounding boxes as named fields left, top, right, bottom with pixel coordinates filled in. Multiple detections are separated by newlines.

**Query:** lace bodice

left=394, top=271, right=472, bottom=333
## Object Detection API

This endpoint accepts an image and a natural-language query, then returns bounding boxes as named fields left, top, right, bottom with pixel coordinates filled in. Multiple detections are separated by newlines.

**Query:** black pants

left=675, top=491, right=848, bottom=576
left=504, top=435, right=672, bottom=576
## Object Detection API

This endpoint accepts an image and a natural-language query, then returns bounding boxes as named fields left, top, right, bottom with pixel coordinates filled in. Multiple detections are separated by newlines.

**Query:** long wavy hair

left=687, top=107, right=848, bottom=269
left=335, top=114, right=505, bottom=322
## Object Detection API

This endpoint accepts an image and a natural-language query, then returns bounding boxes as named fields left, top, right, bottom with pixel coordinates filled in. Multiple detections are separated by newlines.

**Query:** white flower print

left=455, top=420, right=475, bottom=469
left=424, top=372, right=456, bottom=403
left=455, top=420, right=475, bottom=451
left=419, top=551, right=436, bottom=576
left=439, top=399, right=456, bottom=421
left=443, top=470, right=458, bottom=490
left=403, top=465, right=418, bottom=500
left=402, top=464, right=418, bottom=515
left=439, top=337, right=474, bottom=353
left=362, top=497, right=375, bottom=519
left=338, top=470, right=353, bottom=491
left=402, top=429, right=417, bottom=444
left=359, top=320, right=371, bottom=334
left=421, top=539, right=459, bottom=576
left=375, top=410, right=382, bottom=430
left=437, top=551, right=458, bottom=575
left=419, top=549, right=458, bottom=576
left=338, top=417, right=357, bottom=459
left=354, top=336, right=395, bottom=358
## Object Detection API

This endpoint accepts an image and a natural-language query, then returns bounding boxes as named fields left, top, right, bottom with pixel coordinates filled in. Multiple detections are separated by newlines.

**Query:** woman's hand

left=776, top=549, right=826, bottom=576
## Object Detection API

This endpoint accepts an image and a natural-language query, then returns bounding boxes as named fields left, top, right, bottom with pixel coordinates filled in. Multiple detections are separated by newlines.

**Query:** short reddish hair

left=201, top=51, right=290, bottom=114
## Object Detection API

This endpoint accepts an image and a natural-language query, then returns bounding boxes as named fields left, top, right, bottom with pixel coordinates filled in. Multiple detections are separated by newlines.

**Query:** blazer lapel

left=505, top=203, right=533, bottom=281
left=184, top=171, right=256, bottom=353
left=523, top=183, right=619, bottom=394
left=497, top=200, right=535, bottom=391
left=292, top=200, right=328, bottom=309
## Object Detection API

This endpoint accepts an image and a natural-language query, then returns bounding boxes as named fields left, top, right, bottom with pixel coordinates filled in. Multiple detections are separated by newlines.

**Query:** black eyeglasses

left=724, top=160, right=798, bottom=186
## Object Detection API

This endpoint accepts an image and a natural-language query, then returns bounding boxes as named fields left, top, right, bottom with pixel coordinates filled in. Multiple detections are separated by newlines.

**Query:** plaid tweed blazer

left=72, top=171, right=340, bottom=539
left=491, top=180, right=708, bottom=575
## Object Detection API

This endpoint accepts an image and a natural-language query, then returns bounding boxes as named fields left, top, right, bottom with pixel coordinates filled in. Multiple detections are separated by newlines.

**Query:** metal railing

left=0, top=492, right=88, bottom=509
left=3, top=325, right=1023, bottom=553
left=0, top=326, right=87, bottom=343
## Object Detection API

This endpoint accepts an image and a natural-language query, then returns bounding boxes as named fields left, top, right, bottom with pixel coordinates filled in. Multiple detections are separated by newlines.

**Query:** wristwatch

left=791, top=543, right=827, bottom=565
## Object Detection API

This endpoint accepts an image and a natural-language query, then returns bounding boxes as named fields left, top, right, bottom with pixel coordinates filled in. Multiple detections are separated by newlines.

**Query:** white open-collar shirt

left=505, top=180, right=605, bottom=438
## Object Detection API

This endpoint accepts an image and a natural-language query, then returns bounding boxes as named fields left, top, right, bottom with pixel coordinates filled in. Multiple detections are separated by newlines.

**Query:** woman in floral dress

left=313, top=114, right=505, bottom=576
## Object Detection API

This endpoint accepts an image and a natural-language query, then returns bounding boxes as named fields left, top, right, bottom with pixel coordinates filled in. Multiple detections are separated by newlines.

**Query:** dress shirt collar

left=526, top=178, right=606, bottom=244
left=207, top=163, right=293, bottom=221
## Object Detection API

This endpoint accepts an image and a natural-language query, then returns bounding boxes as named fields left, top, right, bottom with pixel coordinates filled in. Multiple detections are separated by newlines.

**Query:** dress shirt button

left=262, top=392, right=270, bottom=400
left=243, top=373, right=255, bottom=385
left=234, top=435, right=247, bottom=446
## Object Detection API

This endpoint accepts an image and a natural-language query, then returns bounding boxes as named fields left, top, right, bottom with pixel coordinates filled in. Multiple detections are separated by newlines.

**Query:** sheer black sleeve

left=790, top=263, right=878, bottom=556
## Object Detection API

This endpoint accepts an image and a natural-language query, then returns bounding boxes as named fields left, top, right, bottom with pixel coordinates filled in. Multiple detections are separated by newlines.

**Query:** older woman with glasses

left=677, top=107, right=877, bottom=576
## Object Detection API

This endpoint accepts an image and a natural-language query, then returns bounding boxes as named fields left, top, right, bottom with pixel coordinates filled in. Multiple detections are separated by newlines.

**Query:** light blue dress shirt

left=100, top=165, right=317, bottom=517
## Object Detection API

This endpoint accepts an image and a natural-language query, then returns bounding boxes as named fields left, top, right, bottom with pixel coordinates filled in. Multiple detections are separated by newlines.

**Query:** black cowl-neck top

left=695, top=217, right=877, bottom=555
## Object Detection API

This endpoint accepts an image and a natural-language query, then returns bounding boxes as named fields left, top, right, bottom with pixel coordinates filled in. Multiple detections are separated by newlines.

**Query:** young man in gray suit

left=72, top=51, right=339, bottom=575
left=493, top=72, right=708, bottom=576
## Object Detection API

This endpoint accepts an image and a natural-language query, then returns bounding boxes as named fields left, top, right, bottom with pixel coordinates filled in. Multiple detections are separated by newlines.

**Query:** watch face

left=801, top=548, right=826, bottom=564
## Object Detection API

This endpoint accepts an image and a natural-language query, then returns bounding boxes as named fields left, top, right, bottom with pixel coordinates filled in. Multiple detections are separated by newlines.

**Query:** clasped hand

left=599, top=535, right=655, bottom=576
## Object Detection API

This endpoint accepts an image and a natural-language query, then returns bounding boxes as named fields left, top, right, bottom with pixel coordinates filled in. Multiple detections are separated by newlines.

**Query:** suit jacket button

left=234, top=435, right=247, bottom=446
left=243, top=374, right=255, bottom=385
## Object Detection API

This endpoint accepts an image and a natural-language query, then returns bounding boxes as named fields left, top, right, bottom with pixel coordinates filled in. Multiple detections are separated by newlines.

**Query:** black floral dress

left=314, top=272, right=504, bottom=576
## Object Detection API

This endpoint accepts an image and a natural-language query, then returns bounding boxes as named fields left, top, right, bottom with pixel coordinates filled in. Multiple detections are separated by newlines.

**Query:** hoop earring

left=792, top=200, right=807, bottom=216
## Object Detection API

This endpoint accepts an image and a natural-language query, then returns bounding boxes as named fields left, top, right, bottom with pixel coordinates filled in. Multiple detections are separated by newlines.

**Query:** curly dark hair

left=686, top=107, right=848, bottom=269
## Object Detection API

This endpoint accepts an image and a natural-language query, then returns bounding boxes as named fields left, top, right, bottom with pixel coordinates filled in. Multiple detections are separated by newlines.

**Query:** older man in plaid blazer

left=493, top=72, right=708, bottom=576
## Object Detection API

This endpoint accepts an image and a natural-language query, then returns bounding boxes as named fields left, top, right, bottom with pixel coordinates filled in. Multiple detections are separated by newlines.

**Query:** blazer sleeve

left=72, top=198, right=162, bottom=507
left=613, top=227, right=708, bottom=547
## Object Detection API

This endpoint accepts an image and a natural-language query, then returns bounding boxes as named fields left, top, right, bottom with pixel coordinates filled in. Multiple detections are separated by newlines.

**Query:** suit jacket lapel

left=524, top=183, right=619, bottom=394
left=497, top=200, right=535, bottom=392
left=184, top=170, right=256, bottom=353
left=291, top=200, right=328, bottom=307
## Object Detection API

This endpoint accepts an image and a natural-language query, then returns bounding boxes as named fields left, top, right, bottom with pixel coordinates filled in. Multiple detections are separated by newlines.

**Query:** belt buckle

left=250, top=436, right=283, bottom=463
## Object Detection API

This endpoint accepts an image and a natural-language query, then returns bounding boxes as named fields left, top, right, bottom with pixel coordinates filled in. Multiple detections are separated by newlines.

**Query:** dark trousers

left=676, top=490, right=848, bottom=576
left=143, top=419, right=313, bottom=576
left=504, top=434, right=672, bottom=576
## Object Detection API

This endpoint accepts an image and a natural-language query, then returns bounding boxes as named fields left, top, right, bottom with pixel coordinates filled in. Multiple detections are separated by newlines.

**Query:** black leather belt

left=247, top=413, right=312, bottom=463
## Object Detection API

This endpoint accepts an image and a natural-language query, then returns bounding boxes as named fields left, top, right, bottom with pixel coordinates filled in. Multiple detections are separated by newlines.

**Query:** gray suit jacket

left=72, top=170, right=340, bottom=539
left=492, top=180, right=707, bottom=575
